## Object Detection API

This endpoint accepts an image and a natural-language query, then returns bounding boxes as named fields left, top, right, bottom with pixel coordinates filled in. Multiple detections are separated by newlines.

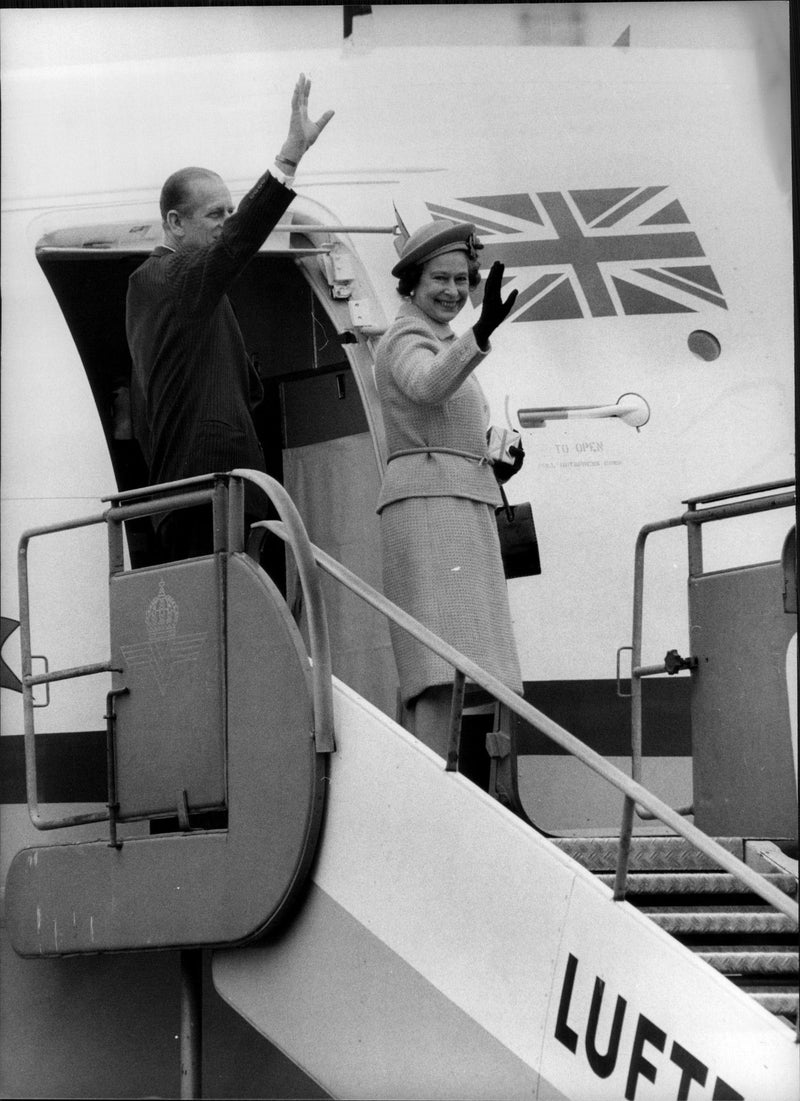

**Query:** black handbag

left=495, top=483, right=541, bottom=578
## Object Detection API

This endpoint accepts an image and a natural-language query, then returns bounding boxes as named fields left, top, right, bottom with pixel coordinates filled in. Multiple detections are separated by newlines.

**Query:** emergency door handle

left=518, top=393, right=650, bottom=430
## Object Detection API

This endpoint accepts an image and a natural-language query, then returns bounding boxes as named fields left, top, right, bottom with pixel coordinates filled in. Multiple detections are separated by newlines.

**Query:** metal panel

left=217, top=883, right=559, bottom=1101
left=110, top=560, right=226, bottom=819
left=6, top=553, right=326, bottom=953
left=215, top=680, right=799, bottom=1101
left=689, top=563, right=798, bottom=839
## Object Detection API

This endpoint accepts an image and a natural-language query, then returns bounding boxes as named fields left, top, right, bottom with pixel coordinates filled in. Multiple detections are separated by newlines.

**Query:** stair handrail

left=229, top=470, right=335, bottom=752
left=259, top=516, right=798, bottom=926
left=18, top=470, right=794, bottom=919
left=17, top=480, right=225, bottom=831
left=18, top=510, right=121, bottom=830
left=106, top=471, right=335, bottom=754
left=17, top=473, right=336, bottom=834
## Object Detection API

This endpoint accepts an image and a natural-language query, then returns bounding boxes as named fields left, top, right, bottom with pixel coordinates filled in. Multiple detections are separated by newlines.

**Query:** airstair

left=6, top=470, right=797, bottom=1101
left=557, top=836, right=798, bottom=1026
left=548, top=480, right=799, bottom=1032
left=219, top=473, right=797, bottom=1098
left=211, top=673, right=797, bottom=1101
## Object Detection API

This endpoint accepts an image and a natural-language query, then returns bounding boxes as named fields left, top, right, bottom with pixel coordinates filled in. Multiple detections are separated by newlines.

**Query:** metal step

left=641, top=906, right=797, bottom=936
left=553, top=835, right=744, bottom=872
left=747, top=990, right=799, bottom=1018
left=596, top=871, right=797, bottom=895
left=696, top=946, right=799, bottom=976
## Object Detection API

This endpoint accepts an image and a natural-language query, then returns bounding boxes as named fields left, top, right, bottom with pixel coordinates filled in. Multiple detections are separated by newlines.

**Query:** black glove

left=473, top=261, right=518, bottom=350
left=493, top=441, right=525, bottom=484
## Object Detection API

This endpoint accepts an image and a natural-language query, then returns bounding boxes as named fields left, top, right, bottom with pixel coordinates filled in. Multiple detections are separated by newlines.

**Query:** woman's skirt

left=380, top=495, right=523, bottom=705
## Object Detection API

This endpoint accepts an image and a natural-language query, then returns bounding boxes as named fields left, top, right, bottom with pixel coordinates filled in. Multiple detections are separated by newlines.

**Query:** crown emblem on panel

left=145, top=579, right=179, bottom=641
left=120, top=577, right=208, bottom=696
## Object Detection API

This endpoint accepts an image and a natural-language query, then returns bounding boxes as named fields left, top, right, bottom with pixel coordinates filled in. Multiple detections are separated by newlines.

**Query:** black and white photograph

left=0, top=4, right=795, bottom=1098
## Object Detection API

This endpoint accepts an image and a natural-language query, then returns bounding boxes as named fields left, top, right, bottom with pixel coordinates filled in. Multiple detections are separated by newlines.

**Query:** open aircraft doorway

left=34, top=227, right=398, bottom=719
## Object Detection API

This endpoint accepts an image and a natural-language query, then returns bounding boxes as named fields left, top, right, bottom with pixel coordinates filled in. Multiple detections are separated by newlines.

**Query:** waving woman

left=375, top=220, right=523, bottom=756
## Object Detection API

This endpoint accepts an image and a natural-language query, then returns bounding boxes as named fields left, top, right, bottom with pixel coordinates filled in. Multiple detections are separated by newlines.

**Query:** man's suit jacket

left=126, top=171, right=294, bottom=514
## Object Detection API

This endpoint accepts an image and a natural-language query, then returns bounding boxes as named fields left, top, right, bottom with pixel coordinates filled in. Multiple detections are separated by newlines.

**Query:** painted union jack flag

left=426, top=188, right=727, bottom=322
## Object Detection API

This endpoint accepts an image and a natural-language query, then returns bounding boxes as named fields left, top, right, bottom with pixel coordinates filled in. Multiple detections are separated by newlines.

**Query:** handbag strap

left=387, top=446, right=489, bottom=465
left=497, top=481, right=515, bottom=522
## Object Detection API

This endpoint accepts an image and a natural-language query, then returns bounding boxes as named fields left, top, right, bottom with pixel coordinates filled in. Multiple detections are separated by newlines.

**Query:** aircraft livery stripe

left=516, top=678, right=691, bottom=757
left=0, top=731, right=106, bottom=804
left=0, top=679, right=690, bottom=804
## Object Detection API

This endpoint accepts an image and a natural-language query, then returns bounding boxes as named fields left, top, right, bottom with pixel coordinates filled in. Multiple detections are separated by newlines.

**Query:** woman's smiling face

left=413, top=251, right=470, bottom=324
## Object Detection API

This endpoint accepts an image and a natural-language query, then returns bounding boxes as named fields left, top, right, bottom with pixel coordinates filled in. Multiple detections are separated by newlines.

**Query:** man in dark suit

left=126, top=74, right=333, bottom=562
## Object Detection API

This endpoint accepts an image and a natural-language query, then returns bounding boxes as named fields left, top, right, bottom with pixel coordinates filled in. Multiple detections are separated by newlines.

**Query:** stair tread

left=554, top=836, right=745, bottom=872
left=597, top=871, right=797, bottom=895
left=695, top=943, right=799, bottom=954
left=641, top=904, right=792, bottom=913
left=647, top=910, right=796, bottom=934
left=749, top=990, right=799, bottom=1013
left=696, top=949, right=799, bottom=974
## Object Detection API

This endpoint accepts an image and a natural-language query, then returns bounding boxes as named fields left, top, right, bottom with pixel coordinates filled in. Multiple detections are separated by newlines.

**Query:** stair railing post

left=180, top=948, right=203, bottom=1099
left=614, top=796, right=636, bottom=901
left=445, top=671, right=466, bottom=772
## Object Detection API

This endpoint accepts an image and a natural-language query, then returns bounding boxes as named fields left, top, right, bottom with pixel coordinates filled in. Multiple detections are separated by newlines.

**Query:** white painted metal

left=214, top=679, right=798, bottom=1101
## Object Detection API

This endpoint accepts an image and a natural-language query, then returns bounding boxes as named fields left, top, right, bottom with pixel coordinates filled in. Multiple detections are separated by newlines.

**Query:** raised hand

left=279, top=73, right=335, bottom=167
left=473, top=261, right=518, bottom=350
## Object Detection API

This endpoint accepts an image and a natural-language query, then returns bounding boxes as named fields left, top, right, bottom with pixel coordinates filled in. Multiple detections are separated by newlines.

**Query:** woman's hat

left=391, top=219, right=482, bottom=277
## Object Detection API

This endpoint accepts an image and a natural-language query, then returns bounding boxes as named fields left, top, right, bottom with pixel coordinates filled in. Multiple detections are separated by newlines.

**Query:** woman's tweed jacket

left=375, top=299, right=523, bottom=704
left=126, top=171, right=294, bottom=518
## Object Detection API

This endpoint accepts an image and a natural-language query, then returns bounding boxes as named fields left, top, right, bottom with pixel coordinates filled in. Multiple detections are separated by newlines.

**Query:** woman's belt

left=387, top=446, right=490, bottom=465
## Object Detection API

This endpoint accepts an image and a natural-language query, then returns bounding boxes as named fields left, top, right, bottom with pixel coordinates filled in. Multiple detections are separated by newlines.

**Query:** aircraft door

left=280, top=367, right=397, bottom=717
left=229, top=253, right=398, bottom=718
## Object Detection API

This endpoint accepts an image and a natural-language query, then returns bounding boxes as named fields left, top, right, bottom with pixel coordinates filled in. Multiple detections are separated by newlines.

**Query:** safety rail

left=620, top=479, right=796, bottom=820
left=244, top=476, right=797, bottom=927
left=17, top=472, right=335, bottom=835
left=18, top=510, right=123, bottom=831
left=17, top=468, right=797, bottom=924
left=104, top=472, right=335, bottom=756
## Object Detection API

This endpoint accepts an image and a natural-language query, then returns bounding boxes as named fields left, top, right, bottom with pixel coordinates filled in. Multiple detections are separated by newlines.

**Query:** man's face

left=177, top=175, right=234, bottom=249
